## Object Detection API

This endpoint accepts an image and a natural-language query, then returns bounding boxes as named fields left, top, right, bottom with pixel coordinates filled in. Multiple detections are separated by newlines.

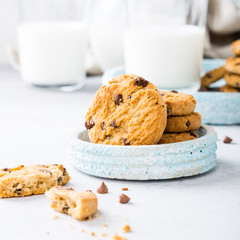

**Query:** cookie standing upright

left=85, top=75, right=167, bottom=145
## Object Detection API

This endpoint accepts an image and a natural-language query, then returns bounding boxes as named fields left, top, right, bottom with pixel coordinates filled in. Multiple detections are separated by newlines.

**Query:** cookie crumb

left=119, top=194, right=130, bottom=204
left=52, top=215, right=59, bottom=220
left=97, top=182, right=108, bottom=194
left=103, top=224, right=108, bottom=227
left=122, top=188, right=128, bottom=191
left=122, top=225, right=131, bottom=233
left=94, top=214, right=99, bottom=218
left=223, top=136, right=232, bottom=144
left=81, top=229, right=85, bottom=232
left=46, top=232, right=50, bottom=235
left=102, top=233, right=107, bottom=237
left=91, top=232, right=95, bottom=236
left=113, top=234, right=128, bottom=240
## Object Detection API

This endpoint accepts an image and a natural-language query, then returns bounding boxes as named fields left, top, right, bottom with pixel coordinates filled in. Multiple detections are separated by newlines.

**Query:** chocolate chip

left=206, top=73, right=212, bottom=78
left=161, top=93, right=165, bottom=96
left=86, top=190, right=92, bottom=192
left=114, top=94, right=123, bottom=105
left=199, top=87, right=208, bottom=92
left=223, top=136, right=232, bottom=144
left=190, top=132, right=197, bottom=137
left=171, top=90, right=178, bottom=93
left=167, top=108, right=172, bottom=115
left=236, top=82, right=239, bottom=86
left=2, top=168, right=11, bottom=172
left=39, top=169, right=52, bottom=175
left=119, top=194, right=130, bottom=204
left=62, top=206, right=69, bottom=212
left=62, top=168, right=67, bottom=176
left=186, top=121, right=191, bottom=127
left=228, top=73, right=231, bottom=76
left=97, top=182, right=108, bottom=194
left=101, top=122, right=105, bottom=130
left=134, top=77, right=148, bottom=87
left=127, top=95, right=131, bottom=99
left=57, top=177, right=62, bottom=183
left=110, top=120, right=117, bottom=128
left=122, top=188, right=128, bottom=191
left=14, top=188, right=22, bottom=194
left=85, top=117, right=95, bottom=130
left=122, top=138, right=130, bottom=145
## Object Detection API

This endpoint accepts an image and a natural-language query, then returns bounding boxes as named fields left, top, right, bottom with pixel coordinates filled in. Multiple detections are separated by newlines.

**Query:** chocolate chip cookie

left=224, top=57, right=240, bottom=75
left=231, top=39, right=240, bottom=56
left=220, top=84, right=240, bottom=93
left=224, top=72, right=240, bottom=88
left=0, top=164, right=70, bottom=198
left=85, top=75, right=167, bottom=145
left=158, top=132, right=199, bottom=144
left=200, top=66, right=226, bottom=87
left=159, top=90, right=196, bottom=116
left=165, top=112, right=201, bottom=133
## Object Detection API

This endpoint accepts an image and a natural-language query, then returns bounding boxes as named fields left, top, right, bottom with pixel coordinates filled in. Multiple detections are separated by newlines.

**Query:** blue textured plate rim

left=70, top=124, right=216, bottom=149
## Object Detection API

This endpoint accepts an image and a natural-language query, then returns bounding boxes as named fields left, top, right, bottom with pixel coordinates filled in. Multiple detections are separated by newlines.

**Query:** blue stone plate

left=69, top=125, right=217, bottom=180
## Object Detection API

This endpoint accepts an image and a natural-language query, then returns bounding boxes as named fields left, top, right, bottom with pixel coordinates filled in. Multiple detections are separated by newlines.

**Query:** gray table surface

left=0, top=66, right=240, bottom=240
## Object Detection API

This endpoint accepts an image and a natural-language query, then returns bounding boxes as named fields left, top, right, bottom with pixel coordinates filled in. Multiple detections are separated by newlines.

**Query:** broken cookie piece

left=46, top=186, right=98, bottom=220
left=0, top=164, right=70, bottom=198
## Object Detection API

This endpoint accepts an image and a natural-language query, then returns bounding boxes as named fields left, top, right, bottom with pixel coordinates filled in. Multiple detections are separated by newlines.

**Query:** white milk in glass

left=90, top=28, right=124, bottom=71
left=18, top=22, right=88, bottom=86
left=124, top=25, right=205, bottom=88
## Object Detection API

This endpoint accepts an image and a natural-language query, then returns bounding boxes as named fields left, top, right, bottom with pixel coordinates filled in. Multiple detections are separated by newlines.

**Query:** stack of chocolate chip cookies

left=158, top=91, right=201, bottom=144
left=200, top=39, right=240, bottom=93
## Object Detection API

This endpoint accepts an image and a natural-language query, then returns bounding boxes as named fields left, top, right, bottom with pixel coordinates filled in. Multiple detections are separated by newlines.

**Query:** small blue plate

left=69, top=125, right=217, bottom=180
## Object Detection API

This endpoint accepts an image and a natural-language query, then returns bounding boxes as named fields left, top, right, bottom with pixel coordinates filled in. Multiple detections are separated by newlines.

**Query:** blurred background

left=1, top=0, right=240, bottom=75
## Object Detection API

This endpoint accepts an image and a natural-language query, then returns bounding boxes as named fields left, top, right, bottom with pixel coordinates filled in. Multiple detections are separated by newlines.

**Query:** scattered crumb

left=94, top=214, right=99, bottom=218
left=86, top=216, right=92, bottom=221
left=119, top=194, right=130, bottom=204
left=46, top=232, right=50, bottom=235
left=122, top=225, right=131, bottom=233
left=122, top=188, right=128, bottom=191
left=104, top=224, right=108, bottom=227
left=91, top=232, right=96, bottom=236
left=52, top=215, right=59, bottom=220
left=113, top=234, right=128, bottom=240
left=68, top=224, right=75, bottom=230
left=102, top=233, right=107, bottom=237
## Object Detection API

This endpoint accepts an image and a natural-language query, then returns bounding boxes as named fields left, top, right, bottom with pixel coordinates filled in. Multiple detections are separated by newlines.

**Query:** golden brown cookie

left=46, top=186, right=98, bottom=220
left=159, top=90, right=196, bottom=116
left=231, top=39, right=240, bottom=56
left=220, top=84, right=240, bottom=93
left=158, top=132, right=199, bottom=144
left=0, top=164, right=70, bottom=198
left=85, top=75, right=167, bottom=145
left=224, top=57, right=240, bottom=74
left=200, top=66, right=226, bottom=87
left=224, top=72, right=240, bottom=88
left=165, top=112, right=201, bottom=133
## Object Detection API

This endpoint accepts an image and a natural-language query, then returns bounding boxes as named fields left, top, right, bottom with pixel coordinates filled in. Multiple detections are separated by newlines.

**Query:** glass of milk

left=124, top=0, right=209, bottom=89
left=15, top=0, right=89, bottom=90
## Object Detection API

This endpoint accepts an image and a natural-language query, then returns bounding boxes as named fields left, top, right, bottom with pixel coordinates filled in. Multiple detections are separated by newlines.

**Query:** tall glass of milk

left=16, top=0, right=89, bottom=90
left=124, top=0, right=209, bottom=89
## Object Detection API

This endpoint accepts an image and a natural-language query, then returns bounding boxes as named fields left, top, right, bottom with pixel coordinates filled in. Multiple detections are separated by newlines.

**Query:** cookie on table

left=158, top=132, right=199, bottom=144
left=200, top=66, right=226, bottom=87
left=165, top=112, right=201, bottom=133
left=46, top=186, right=98, bottom=220
left=159, top=90, right=196, bottom=116
left=85, top=74, right=167, bottom=145
left=224, top=72, right=240, bottom=88
left=0, top=164, right=70, bottom=198
left=231, top=39, right=240, bottom=56
left=220, top=84, right=240, bottom=93
left=224, top=57, right=240, bottom=75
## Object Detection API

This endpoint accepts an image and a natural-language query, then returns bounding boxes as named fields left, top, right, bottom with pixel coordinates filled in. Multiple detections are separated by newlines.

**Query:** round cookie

left=231, top=39, right=240, bottom=56
left=159, top=90, right=196, bottom=116
left=224, top=57, right=240, bottom=75
left=220, top=84, right=240, bottom=93
left=224, top=72, right=240, bottom=88
left=200, top=66, right=226, bottom=87
left=158, top=132, right=199, bottom=144
left=165, top=112, right=201, bottom=133
left=85, top=75, right=167, bottom=145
